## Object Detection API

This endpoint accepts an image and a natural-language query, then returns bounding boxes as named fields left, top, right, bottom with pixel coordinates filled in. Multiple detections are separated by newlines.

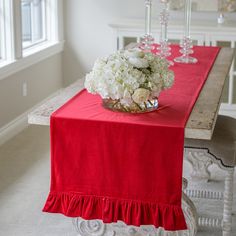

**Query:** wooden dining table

left=28, top=47, right=234, bottom=140
left=28, top=47, right=234, bottom=236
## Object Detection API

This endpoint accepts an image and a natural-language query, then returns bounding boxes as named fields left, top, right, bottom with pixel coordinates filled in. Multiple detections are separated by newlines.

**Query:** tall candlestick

left=140, top=0, right=154, bottom=52
left=174, top=0, right=198, bottom=64
left=157, top=0, right=173, bottom=66
left=217, top=0, right=225, bottom=24
left=160, top=3, right=168, bottom=43
left=145, top=0, right=152, bottom=35
left=184, top=0, right=191, bottom=37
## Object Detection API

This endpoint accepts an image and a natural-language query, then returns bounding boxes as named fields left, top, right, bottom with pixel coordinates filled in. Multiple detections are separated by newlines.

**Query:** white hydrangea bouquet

left=85, top=48, right=174, bottom=113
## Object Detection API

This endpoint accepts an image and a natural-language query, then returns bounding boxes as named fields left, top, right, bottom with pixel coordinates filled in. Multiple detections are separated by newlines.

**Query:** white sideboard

left=109, top=19, right=236, bottom=117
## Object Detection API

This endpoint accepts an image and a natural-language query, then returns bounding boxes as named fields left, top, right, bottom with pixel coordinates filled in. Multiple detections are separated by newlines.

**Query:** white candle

left=159, top=0, right=169, bottom=43
left=145, top=0, right=152, bottom=35
left=184, top=0, right=192, bottom=38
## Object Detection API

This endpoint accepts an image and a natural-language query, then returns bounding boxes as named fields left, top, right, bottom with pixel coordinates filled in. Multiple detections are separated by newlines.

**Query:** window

left=0, top=2, right=4, bottom=61
left=0, top=0, right=12, bottom=63
left=0, top=0, right=5, bottom=61
left=0, top=0, right=63, bottom=79
left=21, top=0, right=46, bottom=49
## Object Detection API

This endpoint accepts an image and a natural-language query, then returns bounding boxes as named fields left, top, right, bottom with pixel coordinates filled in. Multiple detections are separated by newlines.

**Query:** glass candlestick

left=157, top=0, right=173, bottom=65
left=218, top=13, right=225, bottom=24
left=174, top=0, right=198, bottom=64
left=140, top=0, right=154, bottom=52
left=218, top=1, right=225, bottom=24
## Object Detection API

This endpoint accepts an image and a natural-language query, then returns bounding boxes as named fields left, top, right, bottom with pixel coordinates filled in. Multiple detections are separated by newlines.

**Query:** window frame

left=0, top=0, right=64, bottom=80
left=0, top=0, right=13, bottom=63
left=21, top=0, right=47, bottom=50
left=0, top=0, right=4, bottom=61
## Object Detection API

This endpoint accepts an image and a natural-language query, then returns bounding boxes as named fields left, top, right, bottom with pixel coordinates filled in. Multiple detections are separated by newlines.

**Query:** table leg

left=184, top=148, right=213, bottom=181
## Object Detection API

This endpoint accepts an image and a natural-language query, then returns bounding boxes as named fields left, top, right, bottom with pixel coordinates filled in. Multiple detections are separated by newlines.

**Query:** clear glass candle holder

left=157, top=0, right=173, bottom=66
left=174, top=0, right=198, bottom=64
left=140, top=0, right=155, bottom=52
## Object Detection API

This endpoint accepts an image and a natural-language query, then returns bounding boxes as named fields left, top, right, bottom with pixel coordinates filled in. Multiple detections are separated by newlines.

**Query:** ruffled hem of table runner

left=42, top=192, right=187, bottom=231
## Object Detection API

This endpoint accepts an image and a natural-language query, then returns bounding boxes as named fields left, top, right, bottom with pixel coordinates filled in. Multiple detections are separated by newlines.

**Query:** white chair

left=184, top=115, right=235, bottom=236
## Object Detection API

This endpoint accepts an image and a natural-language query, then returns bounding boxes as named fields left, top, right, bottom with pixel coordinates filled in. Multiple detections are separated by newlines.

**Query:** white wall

left=0, top=53, right=62, bottom=129
left=0, top=0, right=64, bottom=133
left=62, top=0, right=236, bottom=86
left=63, top=0, right=146, bottom=86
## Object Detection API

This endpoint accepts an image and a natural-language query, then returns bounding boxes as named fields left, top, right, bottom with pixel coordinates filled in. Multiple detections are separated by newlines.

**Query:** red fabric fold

left=43, top=192, right=187, bottom=230
left=43, top=45, right=220, bottom=231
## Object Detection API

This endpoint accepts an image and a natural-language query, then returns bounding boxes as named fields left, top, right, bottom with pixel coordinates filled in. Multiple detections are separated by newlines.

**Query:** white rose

left=132, top=88, right=150, bottom=104
left=124, top=49, right=148, bottom=68
left=124, top=49, right=145, bottom=59
left=85, top=49, right=174, bottom=104
left=128, top=57, right=149, bottom=68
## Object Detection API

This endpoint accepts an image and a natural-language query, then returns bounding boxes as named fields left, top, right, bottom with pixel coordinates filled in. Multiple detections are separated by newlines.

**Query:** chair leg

left=222, top=168, right=234, bottom=236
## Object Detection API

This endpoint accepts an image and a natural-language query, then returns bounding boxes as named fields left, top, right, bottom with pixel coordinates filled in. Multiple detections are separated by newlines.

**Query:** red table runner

left=43, top=46, right=220, bottom=231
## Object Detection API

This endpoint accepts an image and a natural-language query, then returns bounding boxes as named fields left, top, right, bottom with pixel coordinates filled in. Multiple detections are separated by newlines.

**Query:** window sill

left=0, top=41, right=64, bottom=81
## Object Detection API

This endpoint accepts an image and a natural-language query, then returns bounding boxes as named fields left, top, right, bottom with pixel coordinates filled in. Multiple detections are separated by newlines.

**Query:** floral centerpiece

left=85, top=48, right=174, bottom=113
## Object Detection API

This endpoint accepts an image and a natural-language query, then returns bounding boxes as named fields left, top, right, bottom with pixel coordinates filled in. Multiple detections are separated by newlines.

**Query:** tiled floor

left=0, top=126, right=235, bottom=236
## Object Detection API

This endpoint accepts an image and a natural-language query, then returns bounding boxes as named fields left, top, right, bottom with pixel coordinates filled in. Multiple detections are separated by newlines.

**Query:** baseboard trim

left=0, top=112, right=29, bottom=147
left=0, top=89, right=62, bottom=146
